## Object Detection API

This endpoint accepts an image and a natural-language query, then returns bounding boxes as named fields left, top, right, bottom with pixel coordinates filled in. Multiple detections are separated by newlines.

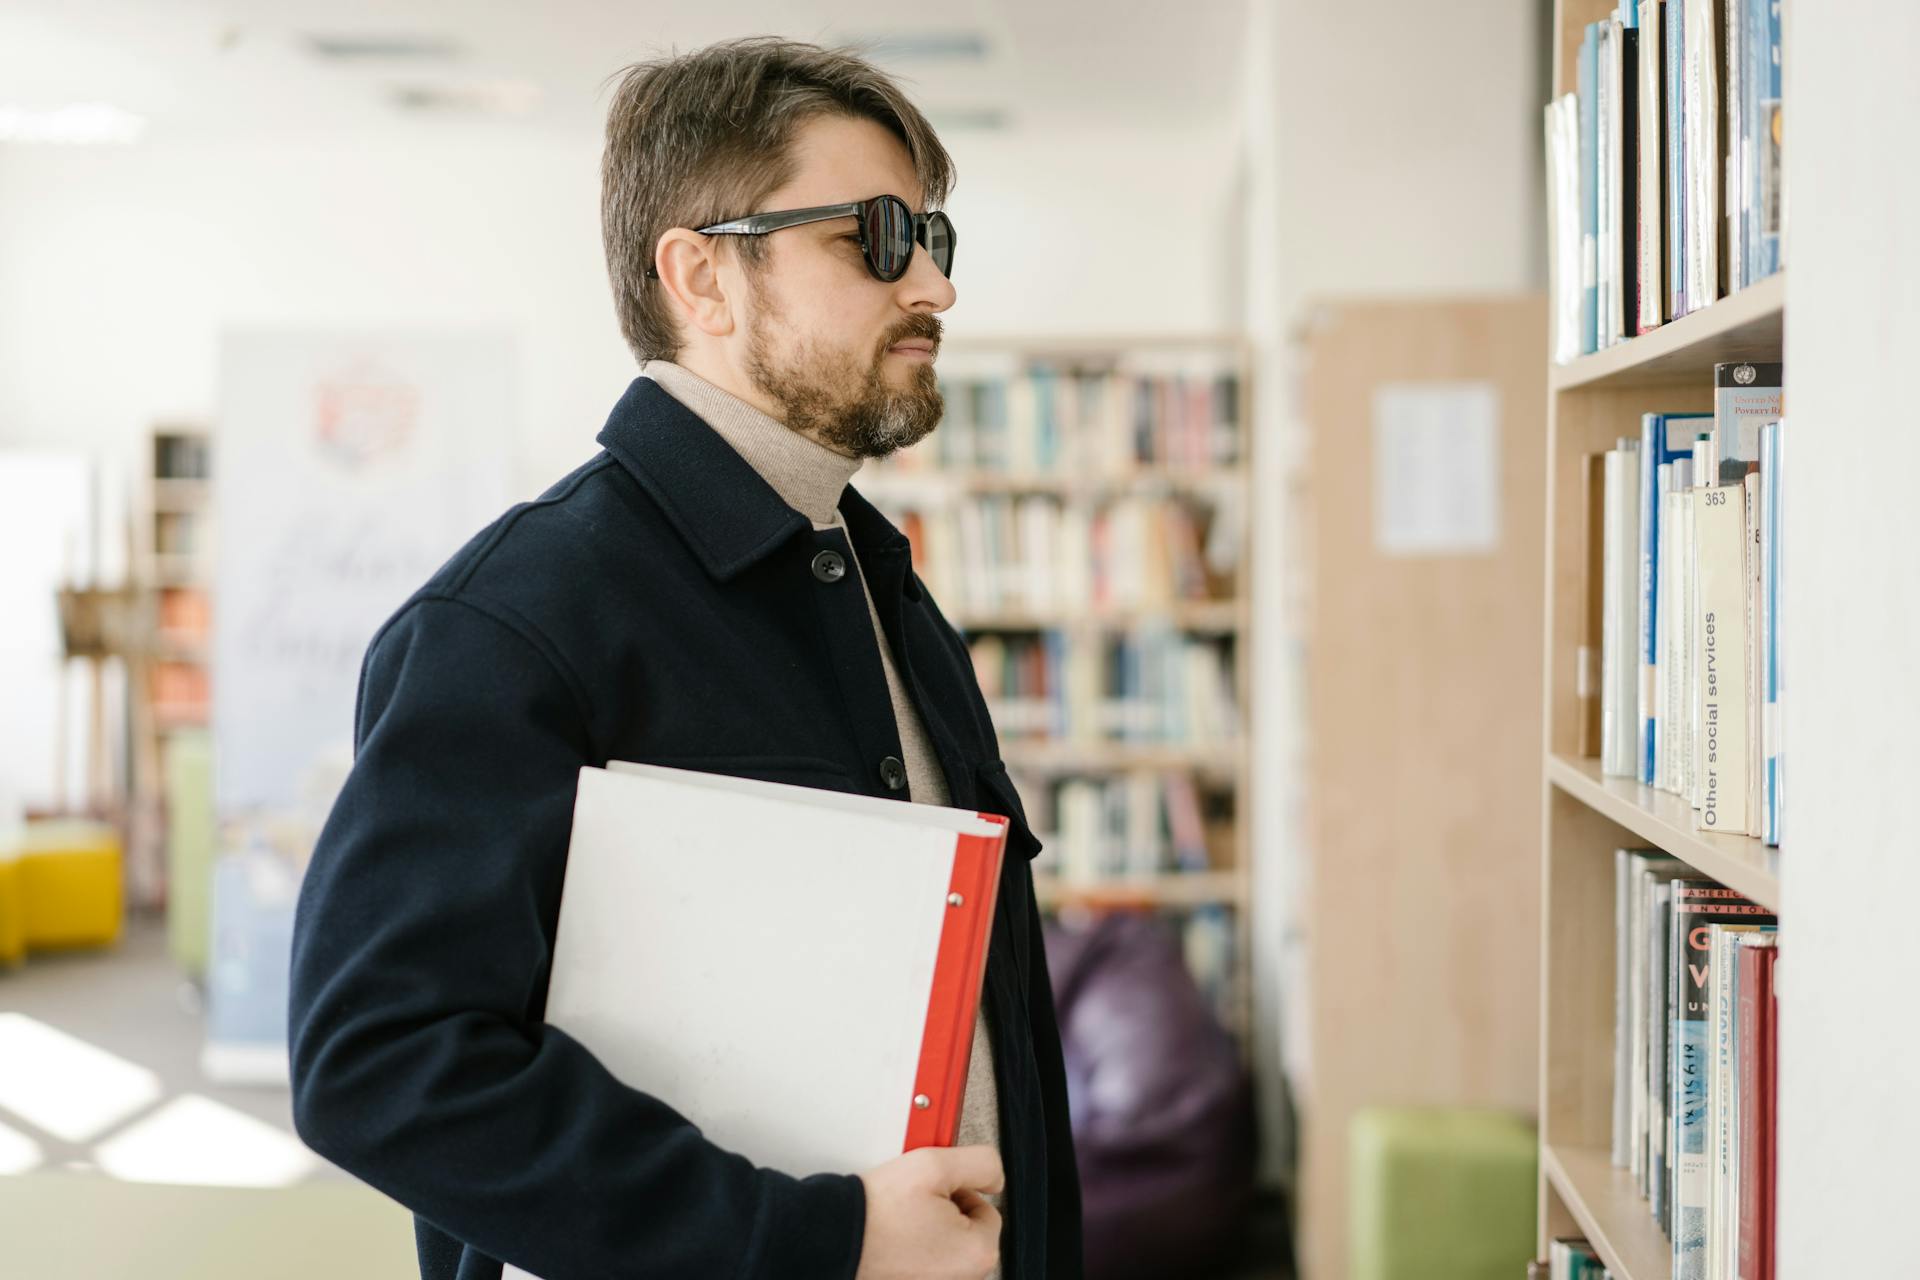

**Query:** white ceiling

left=0, top=0, right=1251, bottom=143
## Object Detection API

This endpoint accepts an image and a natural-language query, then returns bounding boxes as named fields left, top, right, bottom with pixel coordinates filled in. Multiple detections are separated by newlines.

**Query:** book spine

left=1670, top=886, right=1776, bottom=1278
left=1735, top=937, right=1767, bottom=1280
left=1650, top=879, right=1673, bottom=1220
left=1582, top=25, right=1602, bottom=354
left=1639, top=416, right=1662, bottom=783
left=1620, top=26, right=1641, bottom=338
left=1630, top=863, right=1651, bottom=1185
left=1758, top=0, right=1782, bottom=276
left=1614, top=849, right=1635, bottom=1166
left=1659, top=466, right=1690, bottom=791
left=1760, top=422, right=1780, bottom=845
left=1582, top=453, right=1608, bottom=756
left=1678, top=456, right=1699, bottom=803
left=1744, top=471, right=1763, bottom=838
left=1711, top=925, right=1755, bottom=1280
left=1705, top=925, right=1730, bottom=1278
left=1689, top=0, right=1722, bottom=305
left=1637, top=0, right=1666, bottom=333
left=1599, top=22, right=1616, bottom=347
left=1603, top=443, right=1642, bottom=776
left=1666, top=0, right=1689, bottom=317
left=1759, top=946, right=1778, bottom=1280
left=1723, top=0, right=1744, bottom=294
left=1695, top=481, right=1750, bottom=833
left=1712, top=363, right=1784, bottom=478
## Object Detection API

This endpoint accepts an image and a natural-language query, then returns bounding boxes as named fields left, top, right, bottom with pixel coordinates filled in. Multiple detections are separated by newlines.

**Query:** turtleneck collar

left=640, top=359, right=863, bottom=527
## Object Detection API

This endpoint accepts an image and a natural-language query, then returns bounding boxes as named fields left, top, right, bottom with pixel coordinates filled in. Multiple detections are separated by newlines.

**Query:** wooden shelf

left=1547, top=754, right=1780, bottom=911
left=1033, top=869, right=1244, bottom=909
left=1543, top=1144, right=1671, bottom=1280
left=1551, top=273, right=1783, bottom=391
left=952, top=601, right=1242, bottom=633
left=999, top=741, right=1242, bottom=777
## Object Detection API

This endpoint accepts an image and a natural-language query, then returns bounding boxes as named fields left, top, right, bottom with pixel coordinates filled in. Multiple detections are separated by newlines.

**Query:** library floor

left=0, top=913, right=1293, bottom=1280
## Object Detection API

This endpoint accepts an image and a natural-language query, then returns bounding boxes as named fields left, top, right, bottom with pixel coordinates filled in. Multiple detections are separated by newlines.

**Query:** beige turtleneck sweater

left=640, top=360, right=1007, bottom=1264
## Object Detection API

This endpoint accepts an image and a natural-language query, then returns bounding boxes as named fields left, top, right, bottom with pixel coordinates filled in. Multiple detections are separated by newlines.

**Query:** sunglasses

left=645, top=194, right=956, bottom=285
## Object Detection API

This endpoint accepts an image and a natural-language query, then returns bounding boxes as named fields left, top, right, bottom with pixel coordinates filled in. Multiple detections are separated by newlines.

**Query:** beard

left=744, top=291, right=945, bottom=459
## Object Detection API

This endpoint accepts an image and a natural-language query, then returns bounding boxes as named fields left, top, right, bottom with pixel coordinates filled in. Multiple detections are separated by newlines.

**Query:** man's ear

left=654, top=229, right=734, bottom=339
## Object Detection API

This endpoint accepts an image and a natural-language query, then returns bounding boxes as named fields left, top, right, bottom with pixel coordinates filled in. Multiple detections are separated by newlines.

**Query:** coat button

left=879, top=756, right=907, bottom=790
left=811, top=549, right=847, bottom=583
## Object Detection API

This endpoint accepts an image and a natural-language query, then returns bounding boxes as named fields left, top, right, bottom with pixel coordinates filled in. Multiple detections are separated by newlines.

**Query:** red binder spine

left=902, top=817, right=1007, bottom=1150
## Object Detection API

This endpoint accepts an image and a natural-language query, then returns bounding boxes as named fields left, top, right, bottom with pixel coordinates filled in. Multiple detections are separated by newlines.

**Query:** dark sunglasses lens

left=924, top=212, right=955, bottom=278
left=864, top=197, right=913, bottom=280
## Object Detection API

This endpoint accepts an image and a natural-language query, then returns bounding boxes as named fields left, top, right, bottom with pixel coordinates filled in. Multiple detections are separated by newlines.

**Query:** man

left=287, top=35, right=1083, bottom=1280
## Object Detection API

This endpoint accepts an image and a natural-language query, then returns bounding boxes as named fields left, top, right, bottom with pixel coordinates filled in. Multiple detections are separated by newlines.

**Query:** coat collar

left=596, top=377, right=920, bottom=597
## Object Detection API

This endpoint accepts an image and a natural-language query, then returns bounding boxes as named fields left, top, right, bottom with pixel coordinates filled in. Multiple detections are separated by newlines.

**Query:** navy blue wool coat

left=287, top=377, right=1083, bottom=1280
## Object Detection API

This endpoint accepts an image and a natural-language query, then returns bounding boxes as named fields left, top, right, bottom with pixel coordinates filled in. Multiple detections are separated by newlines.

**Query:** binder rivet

left=913, top=1094, right=931, bottom=1110
left=947, top=892, right=964, bottom=907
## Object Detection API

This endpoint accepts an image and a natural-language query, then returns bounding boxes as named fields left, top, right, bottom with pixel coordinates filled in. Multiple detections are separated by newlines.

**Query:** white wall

left=1238, top=0, right=1544, bottom=1193
left=1777, top=2, right=1920, bottom=1273
left=0, top=120, right=1241, bottom=497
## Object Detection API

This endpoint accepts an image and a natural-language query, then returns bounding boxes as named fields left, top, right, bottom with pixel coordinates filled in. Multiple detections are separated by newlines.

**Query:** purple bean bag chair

left=1045, top=910, right=1258, bottom=1280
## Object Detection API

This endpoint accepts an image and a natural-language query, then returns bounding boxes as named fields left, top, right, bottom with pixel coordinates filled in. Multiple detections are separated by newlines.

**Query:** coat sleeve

left=287, top=594, right=865, bottom=1280
left=1022, top=863, right=1085, bottom=1278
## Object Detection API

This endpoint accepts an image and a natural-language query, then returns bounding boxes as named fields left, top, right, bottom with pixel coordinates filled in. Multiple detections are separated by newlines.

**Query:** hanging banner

left=206, top=330, right=515, bottom=1082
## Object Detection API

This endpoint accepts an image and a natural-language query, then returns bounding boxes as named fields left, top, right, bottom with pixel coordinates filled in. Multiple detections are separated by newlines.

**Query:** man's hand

left=854, top=1145, right=1003, bottom=1280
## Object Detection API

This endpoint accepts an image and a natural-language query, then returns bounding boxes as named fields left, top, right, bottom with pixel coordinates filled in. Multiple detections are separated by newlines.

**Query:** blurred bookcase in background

left=859, top=336, right=1254, bottom=1044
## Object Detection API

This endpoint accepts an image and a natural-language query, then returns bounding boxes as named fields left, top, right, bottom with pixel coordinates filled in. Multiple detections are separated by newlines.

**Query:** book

left=1743, top=470, right=1763, bottom=838
left=1640, top=413, right=1712, bottom=783
left=1665, top=0, right=1689, bottom=317
left=1722, top=0, right=1744, bottom=294
left=1582, top=452, right=1608, bottom=757
left=1736, top=938, right=1779, bottom=1280
left=1603, top=440, right=1642, bottom=776
left=1693, top=478, right=1750, bottom=833
left=542, top=763, right=1008, bottom=1179
left=1581, top=24, right=1602, bottom=354
left=1548, top=94, right=1584, bottom=364
left=1669, top=883, right=1775, bottom=1276
left=1707, top=922, right=1772, bottom=1280
left=1755, top=0, right=1783, bottom=278
left=1614, top=848, right=1638, bottom=1167
left=1759, top=420, right=1783, bottom=845
left=1659, top=457, right=1694, bottom=792
left=1597, top=21, right=1615, bottom=347
left=1683, top=0, right=1722, bottom=308
left=1552, top=1237, right=1603, bottom=1279
left=1648, top=878, right=1675, bottom=1217
left=1712, top=363, right=1784, bottom=481
left=1619, top=849, right=1686, bottom=1183
left=1637, top=0, right=1667, bottom=334
left=1611, top=21, right=1640, bottom=343
left=1686, top=433, right=1715, bottom=809
left=1674, top=448, right=1703, bottom=800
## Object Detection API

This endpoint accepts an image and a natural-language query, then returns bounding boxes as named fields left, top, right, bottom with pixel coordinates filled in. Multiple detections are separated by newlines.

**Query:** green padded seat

left=1349, top=1105, right=1538, bottom=1280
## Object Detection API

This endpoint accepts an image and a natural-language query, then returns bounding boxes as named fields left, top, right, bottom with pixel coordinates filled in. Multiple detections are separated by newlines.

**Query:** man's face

left=734, top=113, right=957, bottom=459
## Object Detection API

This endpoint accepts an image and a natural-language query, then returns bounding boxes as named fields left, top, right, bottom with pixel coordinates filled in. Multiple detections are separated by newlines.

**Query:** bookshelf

left=133, top=426, right=216, bottom=925
left=860, top=335, right=1255, bottom=1044
left=1538, top=4, right=1786, bottom=1274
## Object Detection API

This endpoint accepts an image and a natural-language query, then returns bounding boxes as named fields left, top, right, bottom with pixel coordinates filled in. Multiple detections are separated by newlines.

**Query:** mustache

left=880, top=314, right=942, bottom=352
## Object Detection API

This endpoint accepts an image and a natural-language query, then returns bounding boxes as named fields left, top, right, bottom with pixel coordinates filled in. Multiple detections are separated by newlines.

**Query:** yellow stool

left=0, top=836, right=24, bottom=967
left=18, top=819, right=123, bottom=950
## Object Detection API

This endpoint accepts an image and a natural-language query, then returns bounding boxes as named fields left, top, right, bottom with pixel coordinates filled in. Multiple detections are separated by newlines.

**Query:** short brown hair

left=601, top=36, right=955, bottom=366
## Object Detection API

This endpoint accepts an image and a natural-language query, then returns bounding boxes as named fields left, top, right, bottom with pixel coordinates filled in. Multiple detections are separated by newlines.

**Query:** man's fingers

left=929, top=1144, right=1005, bottom=1196
left=956, top=1192, right=1002, bottom=1234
